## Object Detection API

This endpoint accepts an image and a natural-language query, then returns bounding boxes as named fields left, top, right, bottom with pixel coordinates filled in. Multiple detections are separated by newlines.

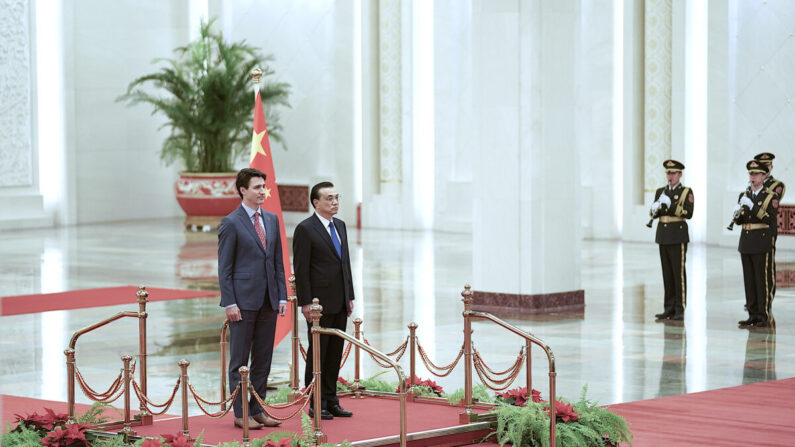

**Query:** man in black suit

left=218, top=168, right=287, bottom=429
left=650, top=160, right=694, bottom=321
left=736, top=160, right=779, bottom=328
left=293, top=181, right=355, bottom=420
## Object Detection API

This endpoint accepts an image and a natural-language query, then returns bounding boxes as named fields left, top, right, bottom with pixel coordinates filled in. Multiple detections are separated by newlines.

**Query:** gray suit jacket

left=218, top=205, right=287, bottom=311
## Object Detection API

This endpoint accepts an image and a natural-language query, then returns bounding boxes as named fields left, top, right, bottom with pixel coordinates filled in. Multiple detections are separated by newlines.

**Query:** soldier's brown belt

left=741, top=223, right=768, bottom=231
left=659, top=216, right=684, bottom=223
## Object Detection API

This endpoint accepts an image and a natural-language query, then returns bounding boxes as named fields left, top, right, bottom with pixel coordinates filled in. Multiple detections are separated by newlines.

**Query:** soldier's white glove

left=659, top=194, right=672, bottom=207
left=739, top=196, right=754, bottom=208
left=651, top=201, right=661, bottom=213
left=733, top=203, right=742, bottom=212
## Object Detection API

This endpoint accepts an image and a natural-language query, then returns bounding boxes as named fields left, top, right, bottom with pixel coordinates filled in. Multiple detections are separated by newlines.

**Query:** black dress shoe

left=751, top=320, right=769, bottom=327
left=654, top=312, right=670, bottom=320
left=308, top=407, right=333, bottom=420
left=328, top=404, right=353, bottom=417
left=669, top=314, right=684, bottom=321
left=738, top=318, right=757, bottom=327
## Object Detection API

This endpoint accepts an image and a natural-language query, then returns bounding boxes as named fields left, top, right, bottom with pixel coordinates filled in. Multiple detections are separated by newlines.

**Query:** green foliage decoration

left=1, top=422, right=44, bottom=446
left=117, top=18, right=290, bottom=173
left=495, top=386, right=632, bottom=447
left=445, top=384, right=495, bottom=405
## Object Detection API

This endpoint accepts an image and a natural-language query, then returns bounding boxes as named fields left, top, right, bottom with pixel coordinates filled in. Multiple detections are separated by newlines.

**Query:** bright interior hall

left=1, top=0, right=793, bottom=416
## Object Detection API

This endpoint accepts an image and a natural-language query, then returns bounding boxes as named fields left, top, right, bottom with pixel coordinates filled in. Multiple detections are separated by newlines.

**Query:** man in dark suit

left=735, top=160, right=779, bottom=328
left=218, top=168, right=287, bottom=429
left=293, top=181, right=355, bottom=420
left=650, top=160, right=694, bottom=321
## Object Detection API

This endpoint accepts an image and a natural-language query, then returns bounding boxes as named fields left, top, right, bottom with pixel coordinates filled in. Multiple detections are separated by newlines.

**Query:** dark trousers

left=766, top=237, right=777, bottom=312
left=741, top=252, right=771, bottom=322
left=659, top=243, right=687, bottom=316
left=304, top=308, right=347, bottom=409
left=228, top=306, right=277, bottom=418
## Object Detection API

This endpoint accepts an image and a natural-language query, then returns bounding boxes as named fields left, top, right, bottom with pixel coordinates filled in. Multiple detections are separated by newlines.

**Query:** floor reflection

left=176, top=232, right=219, bottom=289
left=0, top=218, right=793, bottom=417
left=742, top=323, right=777, bottom=384
left=658, top=323, right=686, bottom=397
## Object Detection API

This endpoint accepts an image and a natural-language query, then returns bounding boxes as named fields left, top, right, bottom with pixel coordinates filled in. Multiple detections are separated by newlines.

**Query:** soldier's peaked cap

left=663, top=159, right=685, bottom=172
left=746, top=160, right=769, bottom=174
left=753, top=152, right=775, bottom=165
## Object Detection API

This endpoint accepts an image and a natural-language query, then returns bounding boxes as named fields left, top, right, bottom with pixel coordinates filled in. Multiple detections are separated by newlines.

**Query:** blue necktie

left=329, top=222, right=342, bottom=258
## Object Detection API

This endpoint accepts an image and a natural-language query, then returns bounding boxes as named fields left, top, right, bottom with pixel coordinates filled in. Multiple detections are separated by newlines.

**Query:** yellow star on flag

left=250, top=129, right=268, bottom=162
left=265, top=187, right=272, bottom=200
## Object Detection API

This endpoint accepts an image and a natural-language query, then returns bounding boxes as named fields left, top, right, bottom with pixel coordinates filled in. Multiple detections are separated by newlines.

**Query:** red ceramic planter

left=174, top=172, right=239, bottom=228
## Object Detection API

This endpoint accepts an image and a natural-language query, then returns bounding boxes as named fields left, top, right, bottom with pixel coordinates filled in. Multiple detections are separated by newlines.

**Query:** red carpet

left=608, top=378, right=795, bottom=446
left=1, top=395, right=175, bottom=433
left=0, top=286, right=220, bottom=316
left=6, top=380, right=795, bottom=445
left=133, top=395, right=491, bottom=446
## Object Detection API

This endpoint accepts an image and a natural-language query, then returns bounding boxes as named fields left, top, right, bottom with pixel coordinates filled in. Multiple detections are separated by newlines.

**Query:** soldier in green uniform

left=735, top=160, right=780, bottom=328
left=754, top=152, right=786, bottom=313
left=650, top=160, right=694, bottom=321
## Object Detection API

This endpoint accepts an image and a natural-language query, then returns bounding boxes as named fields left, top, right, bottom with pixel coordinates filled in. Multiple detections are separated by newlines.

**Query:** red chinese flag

left=250, top=90, right=292, bottom=348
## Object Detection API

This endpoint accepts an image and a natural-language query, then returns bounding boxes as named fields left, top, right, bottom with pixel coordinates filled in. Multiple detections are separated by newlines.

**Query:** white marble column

left=644, top=0, right=673, bottom=195
left=0, top=0, right=51, bottom=230
left=472, top=0, right=582, bottom=296
left=363, top=0, right=436, bottom=230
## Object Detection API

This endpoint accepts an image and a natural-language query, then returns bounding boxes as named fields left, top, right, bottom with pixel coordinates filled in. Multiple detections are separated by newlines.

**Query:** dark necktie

left=329, top=222, right=342, bottom=258
left=253, top=212, right=267, bottom=251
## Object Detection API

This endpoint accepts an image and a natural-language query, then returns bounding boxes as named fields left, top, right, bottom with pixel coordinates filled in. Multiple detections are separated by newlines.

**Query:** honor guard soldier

left=650, top=160, right=694, bottom=321
left=735, top=160, right=780, bottom=328
left=754, top=152, right=785, bottom=313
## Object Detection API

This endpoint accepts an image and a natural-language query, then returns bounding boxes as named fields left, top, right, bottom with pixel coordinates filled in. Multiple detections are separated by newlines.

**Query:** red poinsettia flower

left=15, top=407, right=69, bottom=431
left=141, top=440, right=165, bottom=447
left=162, top=433, right=193, bottom=447
left=337, top=377, right=352, bottom=387
left=42, top=426, right=69, bottom=446
left=496, top=387, right=544, bottom=406
left=548, top=400, right=580, bottom=423
left=61, top=423, right=90, bottom=446
left=264, top=436, right=294, bottom=447
left=398, top=377, right=444, bottom=395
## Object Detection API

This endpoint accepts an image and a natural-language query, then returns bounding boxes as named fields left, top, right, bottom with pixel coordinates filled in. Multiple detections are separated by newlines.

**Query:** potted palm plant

left=118, top=18, right=290, bottom=228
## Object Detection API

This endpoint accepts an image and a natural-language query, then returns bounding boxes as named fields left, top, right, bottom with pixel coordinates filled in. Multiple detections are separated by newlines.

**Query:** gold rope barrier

left=248, top=380, right=315, bottom=422
left=131, top=377, right=181, bottom=416
left=416, top=341, right=464, bottom=377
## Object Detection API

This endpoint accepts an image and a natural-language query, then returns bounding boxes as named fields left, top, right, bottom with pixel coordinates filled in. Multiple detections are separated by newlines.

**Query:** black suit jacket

left=293, top=214, right=355, bottom=315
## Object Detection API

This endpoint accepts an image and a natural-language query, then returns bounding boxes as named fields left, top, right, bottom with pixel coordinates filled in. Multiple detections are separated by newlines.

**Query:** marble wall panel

left=644, top=0, right=673, bottom=192
left=730, top=0, right=794, bottom=201
left=0, top=0, right=33, bottom=187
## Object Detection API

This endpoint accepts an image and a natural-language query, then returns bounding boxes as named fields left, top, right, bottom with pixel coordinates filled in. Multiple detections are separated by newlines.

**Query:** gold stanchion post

left=549, top=369, right=557, bottom=447
left=352, top=317, right=363, bottom=398
left=288, top=275, right=301, bottom=402
left=397, top=367, right=408, bottom=447
left=64, top=348, right=76, bottom=423
left=136, top=286, right=152, bottom=425
left=220, top=320, right=229, bottom=411
left=408, top=322, right=417, bottom=398
left=459, top=284, right=475, bottom=424
left=121, top=355, right=134, bottom=436
left=240, top=366, right=250, bottom=446
left=310, top=299, right=327, bottom=444
left=526, top=339, right=532, bottom=392
left=179, top=359, right=190, bottom=437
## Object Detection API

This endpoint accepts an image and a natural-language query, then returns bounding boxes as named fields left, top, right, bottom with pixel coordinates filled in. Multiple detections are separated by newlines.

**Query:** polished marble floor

left=0, top=219, right=792, bottom=417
